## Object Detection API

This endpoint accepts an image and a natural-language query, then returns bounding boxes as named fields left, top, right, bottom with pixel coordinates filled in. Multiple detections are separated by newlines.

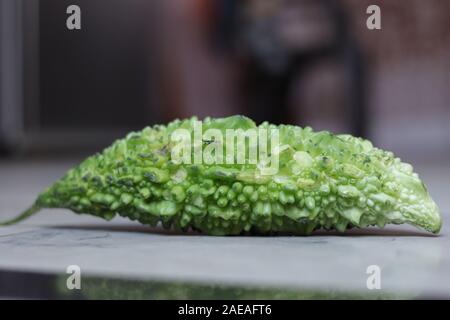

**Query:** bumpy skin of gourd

left=15, top=116, right=442, bottom=235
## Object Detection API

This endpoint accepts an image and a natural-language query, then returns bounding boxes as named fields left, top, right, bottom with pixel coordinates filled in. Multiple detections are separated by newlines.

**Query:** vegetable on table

left=0, top=115, right=442, bottom=235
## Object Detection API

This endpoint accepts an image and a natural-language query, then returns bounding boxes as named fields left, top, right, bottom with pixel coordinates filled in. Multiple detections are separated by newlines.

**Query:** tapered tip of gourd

left=419, top=215, right=442, bottom=235
left=407, top=200, right=442, bottom=235
left=424, top=205, right=442, bottom=235
left=0, top=204, right=41, bottom=226
left=432, top=217, right=442, bottom=235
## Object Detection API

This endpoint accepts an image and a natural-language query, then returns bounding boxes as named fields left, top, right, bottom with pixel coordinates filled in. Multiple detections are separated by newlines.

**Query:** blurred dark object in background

left=1, top=0, right=162, bottom=155
left=232, top=0, right=368, bottom=137
left=39, top=0, right=157, bottom=128
left=160, top=0, right=368, bottom=137
left=1, top=0, right=449, bottom=161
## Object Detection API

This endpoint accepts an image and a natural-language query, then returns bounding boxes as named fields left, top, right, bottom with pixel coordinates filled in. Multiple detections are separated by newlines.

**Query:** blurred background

left=1, top=0, right=449, bottom=161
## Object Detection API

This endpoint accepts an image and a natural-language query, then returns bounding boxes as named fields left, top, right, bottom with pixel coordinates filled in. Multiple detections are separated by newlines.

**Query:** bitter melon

left=1, top=115, right=442, bottom=235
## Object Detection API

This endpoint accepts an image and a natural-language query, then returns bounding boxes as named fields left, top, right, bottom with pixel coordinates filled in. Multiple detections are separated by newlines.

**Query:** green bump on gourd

left=0, top=115, right=442, bottom=235
left=144, top=168, right=169, bottom=183
left=170, top=186, right=186, bottom=203
left=337, top=185, right=360, bottom=198
left=340, top=208, right=363, bottom=225
left=120, top=193, right=133, bottom=205
left=305, top=197, right=315, bottom=210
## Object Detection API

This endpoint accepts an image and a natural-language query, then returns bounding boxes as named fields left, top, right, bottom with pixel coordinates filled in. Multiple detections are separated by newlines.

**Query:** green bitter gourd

left=0, top=116, right=442, bottom=235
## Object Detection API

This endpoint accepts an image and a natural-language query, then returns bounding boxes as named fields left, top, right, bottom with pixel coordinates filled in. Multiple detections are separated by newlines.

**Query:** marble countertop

left=0, top=159, right=449, bottom=298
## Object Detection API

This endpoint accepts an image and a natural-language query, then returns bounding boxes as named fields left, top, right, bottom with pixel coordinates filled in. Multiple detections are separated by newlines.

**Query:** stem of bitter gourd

left=0, top=204, right=41, bottom=226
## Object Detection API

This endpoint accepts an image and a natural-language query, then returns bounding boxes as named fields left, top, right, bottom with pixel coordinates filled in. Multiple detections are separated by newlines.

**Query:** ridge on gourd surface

left=1, top=115, right=442, bottom=235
